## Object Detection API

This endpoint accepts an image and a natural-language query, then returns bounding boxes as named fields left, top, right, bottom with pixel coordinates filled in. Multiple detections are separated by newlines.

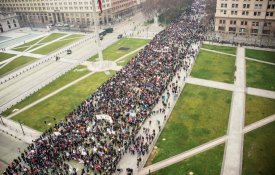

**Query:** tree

left=142, top=0, right=192, bottom=24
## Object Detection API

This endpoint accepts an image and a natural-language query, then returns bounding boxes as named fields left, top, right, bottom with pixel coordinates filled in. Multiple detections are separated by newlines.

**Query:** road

left=0, top=12, right=162, bottom=113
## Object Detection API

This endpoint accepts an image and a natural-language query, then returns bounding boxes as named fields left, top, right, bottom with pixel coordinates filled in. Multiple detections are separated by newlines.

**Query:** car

left=117, top=34, right=123, bottom=39
left=99, top=35, right=104, bottom=40
left=67, top=49, right=72, bottom=54
left=56, top=23, right=63, bottom=27
left=63, top=24, right=69, bottom=27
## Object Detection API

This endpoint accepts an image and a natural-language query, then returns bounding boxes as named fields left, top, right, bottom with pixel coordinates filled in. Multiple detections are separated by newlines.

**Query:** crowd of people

left=4, top=1, right=206, bottom=175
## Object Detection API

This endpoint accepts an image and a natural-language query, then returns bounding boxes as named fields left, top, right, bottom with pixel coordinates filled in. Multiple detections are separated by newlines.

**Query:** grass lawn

left=242, top=122, right=275, bottom=175
left=246, top=49, right=275, bottom=63
left=117, top=51, right=139, bottom=66
left=246, top=60, right=275, bottom=91
left=245, top=95, right=275, bottom=126
left=202, top=44, right=236, bottom=55
left=191, top=50, right=236, bottom=83
left=152, top=144, right=224, bottom=175
left=146, top=84, right=231, bottom=165
left=0, top=56, right=37, bottom=77
left=88, top=38, right=149, bottom=61
left=13, top=33, right=66, bottom=52
left=12, top=71, right=116, bottom=131
left=1, top=65, right=90, bottom=116
left=32, top=34, right=83, bottom=55
left=0, top=52, right=15, bottom=62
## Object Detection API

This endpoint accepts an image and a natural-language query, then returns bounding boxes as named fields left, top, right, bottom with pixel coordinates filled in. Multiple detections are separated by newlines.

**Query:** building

left=111, top=0, right=138, bottom=20
left=0, top=12, right=20, bottom=32
left=215, top=0, right=275, bottom=37
left=0, top=0, right=113, bottom=28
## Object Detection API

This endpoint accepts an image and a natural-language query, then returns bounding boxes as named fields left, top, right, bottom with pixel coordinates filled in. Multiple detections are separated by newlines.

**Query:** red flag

left=98, top=0, right=103, bottom=13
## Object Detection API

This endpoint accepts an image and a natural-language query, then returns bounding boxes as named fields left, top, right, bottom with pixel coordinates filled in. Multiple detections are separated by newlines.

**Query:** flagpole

left=92, top=0, right=103, bottom=66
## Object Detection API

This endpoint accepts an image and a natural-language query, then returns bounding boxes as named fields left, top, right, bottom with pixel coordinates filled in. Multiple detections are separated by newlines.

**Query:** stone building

left=215, top=0, right=275, bottom=37
left=0, top=12, right=20, bottom=32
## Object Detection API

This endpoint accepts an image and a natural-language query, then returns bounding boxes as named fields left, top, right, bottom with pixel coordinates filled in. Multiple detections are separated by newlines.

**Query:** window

left=231, top=11, right=237, bottom=15
left=229, top=27, right=236, bottom=32
left=242, top=11, right=249, bottom=15
left=264, top=22, right=272, bottom=27
left=251, top=29, right=258, bottom=33
left=218, top=26, right=225, bottom=31
left=219, top=19, right=226, bottom=24
left=243, top=4, right=250, bottom=8
left=255, top=4, right=262, bottom=9
left=230, top=20, right=236, bottom=25
left=254, top=12, right=261, bottom=16
left=232, top=4, right=238, bottom=8
left=252, top=22, right=259, bottom=26
left=241, top=21, right=248, bottom=25
left=266, top=12, right=274, bottom=16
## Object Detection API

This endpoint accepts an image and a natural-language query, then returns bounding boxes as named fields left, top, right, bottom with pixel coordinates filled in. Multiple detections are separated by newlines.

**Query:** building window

left=219, top=19, right=226, bottom=24
left=264, top=22, right=272, bottom=27
left=266, top=12, right=274, bottom=16
left=254, top=12, right=261, bottom=16
left=230, top=20, right=236, bottom=25
left=252, top=22, right=259, bottom=26
left=242, top=11, right=249, bottom=15
left=241, top=21, right=248, bottom=25
left=231, top=11, right=237, bottom=15
left=218, top=26, right=225, bottom=31
left=243, top=4, right=250, bottom=8
left=255, top=4, right=262, bottom=9
left=251, top=29, right=258, bottom=33
left=229, top=27, right=236, bottom=32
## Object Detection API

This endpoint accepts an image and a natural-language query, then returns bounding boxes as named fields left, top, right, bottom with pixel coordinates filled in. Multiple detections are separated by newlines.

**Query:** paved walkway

left=247, top=87, right=275, bottom=99
left=246, top=57, right=275, bottom=66
left=200, top=48, right=236, bottom=57
left=243, top=114, right=275, bottom=133
left=0, top=117, right=41, bottom=144
left=221, top=47, right=246, bottom=175
left=139, top=136, right=227, bottom=175
left=186, top=77, right=235, bottom=91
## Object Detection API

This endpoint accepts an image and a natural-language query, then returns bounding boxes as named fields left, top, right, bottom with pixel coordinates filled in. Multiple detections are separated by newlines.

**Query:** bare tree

left=142, top=0, right=192, bottom=22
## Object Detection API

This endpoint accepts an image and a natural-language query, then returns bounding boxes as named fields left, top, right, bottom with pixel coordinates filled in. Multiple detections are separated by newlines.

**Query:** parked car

left=117, top=34, right=123, bottom=39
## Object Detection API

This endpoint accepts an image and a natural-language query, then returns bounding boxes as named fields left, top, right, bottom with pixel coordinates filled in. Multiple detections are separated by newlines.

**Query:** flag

left=98, top=0, right=103, bottom=13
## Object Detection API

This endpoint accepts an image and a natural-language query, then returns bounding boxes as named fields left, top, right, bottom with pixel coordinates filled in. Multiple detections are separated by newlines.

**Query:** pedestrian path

left=247, top=87, right=275, bottom=99
left=186, top=77, right=234, bottom=91
left=200, top=48, right=236, bottom=57
left=243, top=114, right=275, bottom=133
left=139, top=136, right=227, bottom=175
left=221, top=47, right=246, bottom=175
left=186, top=77, right=275, bottom=100
left=246, top=57, right=275, bottom=66
left=0, top=117, right=41, bottom=144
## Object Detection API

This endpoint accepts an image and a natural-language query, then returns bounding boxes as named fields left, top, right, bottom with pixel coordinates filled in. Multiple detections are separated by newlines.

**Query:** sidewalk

left=221, top=47, right=246, bottom=175
left=0, top=117, right=41, bottom=144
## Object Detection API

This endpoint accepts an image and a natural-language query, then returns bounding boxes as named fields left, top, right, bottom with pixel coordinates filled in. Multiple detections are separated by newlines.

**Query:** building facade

left=0, top=12, right=20, bottom=32
left=111, top=0, right=138, bottom=20
left=0, top=0, right=113, bottom=28
left=215, top=0, right=275, bottom=37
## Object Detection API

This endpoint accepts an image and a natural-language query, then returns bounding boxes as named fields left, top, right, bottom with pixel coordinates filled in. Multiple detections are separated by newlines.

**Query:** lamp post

left=0, top=115, right=5, bottom=126
left=92, top=0, right=104, bottom=67
left=18, top=120, right=25, bottom=135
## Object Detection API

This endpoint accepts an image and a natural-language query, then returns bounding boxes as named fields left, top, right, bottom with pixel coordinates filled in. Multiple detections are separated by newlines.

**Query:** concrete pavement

left=221, top=47, right=246, bottom=175
left=139, top=136, right=227, bottom=175
left=186, top=77, right=235, bottom=91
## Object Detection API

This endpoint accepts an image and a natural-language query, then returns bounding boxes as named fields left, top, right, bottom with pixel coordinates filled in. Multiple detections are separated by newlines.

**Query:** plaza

left=0, top=0, right=275, bottom=175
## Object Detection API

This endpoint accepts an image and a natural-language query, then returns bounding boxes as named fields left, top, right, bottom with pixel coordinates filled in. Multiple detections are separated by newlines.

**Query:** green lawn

left=245, top=95, right=275, bottom=126
left=117, top=51, right=139, bottom=66
left=12, top=71, right=115, bottom=131
left=88, top=38, right=149, bottom=61
left=0, top=56, right=37, bottom=76
left=2, top=65, right=90, bottom=116
left=242, top=122, right=275, bottom=175
left=246, top=49, right=275, bottom=63
left=152, top=144, right=224, bottom=175
left=191, top=50, right=236, bottom=83
left=32, top=34, right=83, bottom=55
left=146, top=84, right=231, bottom=165
left=202, top=44, right=236, bottom=55
left=246, top=60, right=275, bottom=91
left=13, top=33, right=66, bottom=52
left=0, top=52, right=15, bottom=62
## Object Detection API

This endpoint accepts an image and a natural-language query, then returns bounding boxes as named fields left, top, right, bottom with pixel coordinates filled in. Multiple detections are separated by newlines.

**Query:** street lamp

left=18, top=120, right=25, bottom=135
